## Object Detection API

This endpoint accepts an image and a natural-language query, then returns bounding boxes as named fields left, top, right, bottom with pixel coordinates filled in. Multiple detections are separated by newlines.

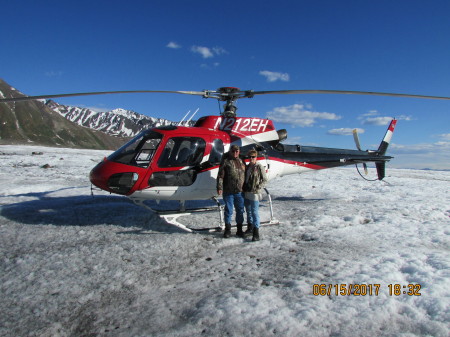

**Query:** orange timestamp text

left=312, top=283, right=422, bottom=296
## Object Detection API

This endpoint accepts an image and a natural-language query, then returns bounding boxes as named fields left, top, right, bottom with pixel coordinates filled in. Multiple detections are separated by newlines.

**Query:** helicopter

left=2, top=86, right=449, bottom=232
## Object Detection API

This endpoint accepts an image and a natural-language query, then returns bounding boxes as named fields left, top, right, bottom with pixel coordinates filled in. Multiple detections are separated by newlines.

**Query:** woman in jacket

left=243, top=149, right=268, bottom=241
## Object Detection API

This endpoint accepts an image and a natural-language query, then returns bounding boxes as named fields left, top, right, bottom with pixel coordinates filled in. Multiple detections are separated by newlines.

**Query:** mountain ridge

left=0, top=79, right=178, bottom=150
left=45, top=99, right=174, bottom=138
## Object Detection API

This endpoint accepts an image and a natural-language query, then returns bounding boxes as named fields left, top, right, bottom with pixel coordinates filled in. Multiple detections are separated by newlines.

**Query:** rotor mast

left=202, top=87, right=254, bottom=117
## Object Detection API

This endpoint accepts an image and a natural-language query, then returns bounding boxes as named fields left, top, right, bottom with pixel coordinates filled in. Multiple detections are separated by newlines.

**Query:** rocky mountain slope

left=0, top=79, right=176, bottom=149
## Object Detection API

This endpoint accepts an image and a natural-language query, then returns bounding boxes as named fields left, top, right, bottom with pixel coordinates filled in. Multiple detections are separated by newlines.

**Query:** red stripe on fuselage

left=267, top=156, right=327, bottom=170
left=197, top=156, right=326, bottom=174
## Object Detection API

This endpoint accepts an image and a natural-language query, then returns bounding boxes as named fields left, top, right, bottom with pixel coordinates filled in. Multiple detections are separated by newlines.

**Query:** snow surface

left=0, top=145, right=449, bottom=337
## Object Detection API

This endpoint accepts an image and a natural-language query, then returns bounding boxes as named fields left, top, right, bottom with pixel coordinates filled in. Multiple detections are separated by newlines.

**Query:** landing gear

left=263, top=188, right=278, bottom=225
left=131, top=189, right=278, bottom=233
left=131, top=197, right=225, bottom=233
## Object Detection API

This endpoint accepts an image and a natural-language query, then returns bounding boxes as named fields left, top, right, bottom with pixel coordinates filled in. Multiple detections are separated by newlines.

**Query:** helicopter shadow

left=0, top=188, right=189, bottom=234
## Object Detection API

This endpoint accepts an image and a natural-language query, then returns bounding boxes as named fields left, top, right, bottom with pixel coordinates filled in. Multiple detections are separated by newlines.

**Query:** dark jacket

left=217, top=153, right=245, bottom=194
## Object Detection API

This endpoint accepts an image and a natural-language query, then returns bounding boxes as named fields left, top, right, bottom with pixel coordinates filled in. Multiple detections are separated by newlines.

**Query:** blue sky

left=2, top=0, right=450, bottom=169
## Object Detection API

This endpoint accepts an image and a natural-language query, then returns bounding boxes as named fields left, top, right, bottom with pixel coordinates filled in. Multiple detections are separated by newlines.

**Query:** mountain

left=45, top=100, right=174, bottom=138
left=0, top=79, right=178, bottom=150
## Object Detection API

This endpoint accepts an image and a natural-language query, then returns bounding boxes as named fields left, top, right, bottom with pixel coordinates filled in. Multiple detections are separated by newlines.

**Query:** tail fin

left=375, top=162, right=386, bottom=180
left=377, top=119, right=397, bottom=155
left=374, top=119, right=397, bottom=180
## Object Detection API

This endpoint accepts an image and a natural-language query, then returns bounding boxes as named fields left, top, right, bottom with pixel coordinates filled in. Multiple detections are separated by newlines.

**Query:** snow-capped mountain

left=0, top=78, right=193, bottom=149
left=45, top=100, right=175, bottom=138
left=0, top=79, right=127, bottom=150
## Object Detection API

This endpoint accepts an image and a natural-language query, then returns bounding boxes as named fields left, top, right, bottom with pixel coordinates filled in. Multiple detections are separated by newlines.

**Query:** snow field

left=0, top=145, right=448, bottom=336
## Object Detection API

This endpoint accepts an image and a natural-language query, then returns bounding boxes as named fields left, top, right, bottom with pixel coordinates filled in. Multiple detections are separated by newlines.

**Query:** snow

left=110, top=108, right=142, bottom=119
left=0, top=145, right=449, bottom=337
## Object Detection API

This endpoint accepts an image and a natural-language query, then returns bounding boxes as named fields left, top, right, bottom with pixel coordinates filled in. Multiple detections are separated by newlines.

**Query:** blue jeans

left=223, top=193, right=245, bottom=225
left=245, top=198, right=260, bottom=228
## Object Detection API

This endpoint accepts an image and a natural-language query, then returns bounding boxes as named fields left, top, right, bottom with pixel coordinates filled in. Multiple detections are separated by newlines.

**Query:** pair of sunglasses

left=250, top=156, right=257, bottom=158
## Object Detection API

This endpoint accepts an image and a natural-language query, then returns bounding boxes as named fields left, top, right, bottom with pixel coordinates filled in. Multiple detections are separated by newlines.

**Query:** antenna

left=185, top=108, right=199, bottom=125
left=178, top=110, right=191, bottom=126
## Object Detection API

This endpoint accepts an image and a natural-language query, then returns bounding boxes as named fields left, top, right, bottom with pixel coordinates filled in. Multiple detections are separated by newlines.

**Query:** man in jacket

left=217, top=145, right=245, bottom=238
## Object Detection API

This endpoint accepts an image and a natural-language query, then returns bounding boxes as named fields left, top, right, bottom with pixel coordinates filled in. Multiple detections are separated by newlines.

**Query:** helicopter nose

left=89, top=159, right=110, bottom=191
left=89, top=159, right=140, bottom=195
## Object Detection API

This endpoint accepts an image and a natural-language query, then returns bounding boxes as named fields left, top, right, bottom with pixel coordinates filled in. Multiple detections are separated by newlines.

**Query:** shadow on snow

left=0, top=188, right=194, bottom=234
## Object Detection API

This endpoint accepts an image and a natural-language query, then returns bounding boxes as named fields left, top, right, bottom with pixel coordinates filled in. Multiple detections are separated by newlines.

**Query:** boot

left=223, top=224, right=231, bottom=238
left=244, top=223, right=253, bottom=237
left=236, top=224, right=244, bottom=238
left=252, top=227, right=260, bottom=241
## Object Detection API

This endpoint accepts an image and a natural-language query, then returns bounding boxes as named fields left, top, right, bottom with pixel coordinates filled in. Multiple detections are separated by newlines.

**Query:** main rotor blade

left=252, top=89, right=450, bottom=101
left=2, top=88, right=450, bottom=103
left=0, top=90, right=206, bottom=103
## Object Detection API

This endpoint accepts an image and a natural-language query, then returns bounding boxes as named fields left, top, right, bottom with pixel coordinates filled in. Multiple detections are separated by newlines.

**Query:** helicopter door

left=149, top=137, right=206, bottom=186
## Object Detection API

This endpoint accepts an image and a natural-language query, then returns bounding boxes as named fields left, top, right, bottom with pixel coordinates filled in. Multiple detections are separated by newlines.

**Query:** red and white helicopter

left=2, top=87, right=449, bottom=231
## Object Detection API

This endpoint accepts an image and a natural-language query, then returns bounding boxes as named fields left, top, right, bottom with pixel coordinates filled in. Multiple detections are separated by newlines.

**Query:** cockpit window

left=158, top=137, right=206, bottom=168
left=108, top=130, right=162, bottom=167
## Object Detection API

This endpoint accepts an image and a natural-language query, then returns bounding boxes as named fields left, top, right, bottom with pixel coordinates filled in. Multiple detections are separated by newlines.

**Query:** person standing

left=243, top=149, right=268, bottom=241
left=217, top=145, right=246, bottom=238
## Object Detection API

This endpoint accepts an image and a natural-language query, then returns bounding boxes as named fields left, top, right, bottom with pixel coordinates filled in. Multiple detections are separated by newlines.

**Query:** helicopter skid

left=131, top=197, right=225, bottom=233
left=261, top=218, right=280, bottom=226
left=157, top=207, right=224, bottom=233
left=131, top=189, right=279, bottom=233
left=156, top=210, right=279, bottom=233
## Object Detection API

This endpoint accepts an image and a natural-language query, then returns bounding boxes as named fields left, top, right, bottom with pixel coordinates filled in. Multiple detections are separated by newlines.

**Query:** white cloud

left=387, top=141, right=450, bottom=169
left=438, top=133, right=450, bottom=141
left=191, top=45, right=227, bottom=58
left=266, top=104, right=341, bottom=127
left=362, top=116, right=393, bottom=126
left=259, top=70, right=290, bottom=82
left=167, top=41, right=181, bottom=49
left=359, top=111, right=413, bottom=125
left=212, top=47, right=227, bottom=56
left=328, top=128, right=365, bottom=136
left=397, top=115, right=413, bottom=121
left=191, top=46, right=213, bottom=58
left=360, top=110, right=379, bottom=117
left=45, top=70, right=63, bottom=77
left=391, top=141, right=450, bottom=154
left=200, top=62, right=220, bottom=69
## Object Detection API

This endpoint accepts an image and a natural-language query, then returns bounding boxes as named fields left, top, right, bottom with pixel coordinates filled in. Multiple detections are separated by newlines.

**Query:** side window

left=209, top=139, right=224, bottom=164
left=158, top=137, right=206, bottom=168
left=135, top=138, right=161, bottom=167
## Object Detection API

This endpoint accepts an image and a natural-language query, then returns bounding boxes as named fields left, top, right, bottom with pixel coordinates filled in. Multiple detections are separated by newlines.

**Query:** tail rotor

left=353, top=129, right=368, bottom=175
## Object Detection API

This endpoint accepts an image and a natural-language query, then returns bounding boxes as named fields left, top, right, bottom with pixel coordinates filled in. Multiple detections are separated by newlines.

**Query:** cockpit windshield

left=108, top=130, right=163, bottom=167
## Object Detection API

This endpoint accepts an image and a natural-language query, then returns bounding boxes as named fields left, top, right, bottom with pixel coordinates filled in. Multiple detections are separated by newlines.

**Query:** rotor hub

left=217, top=87, right=240, bottom=94
left=201, top=87, right=254, bottom=117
